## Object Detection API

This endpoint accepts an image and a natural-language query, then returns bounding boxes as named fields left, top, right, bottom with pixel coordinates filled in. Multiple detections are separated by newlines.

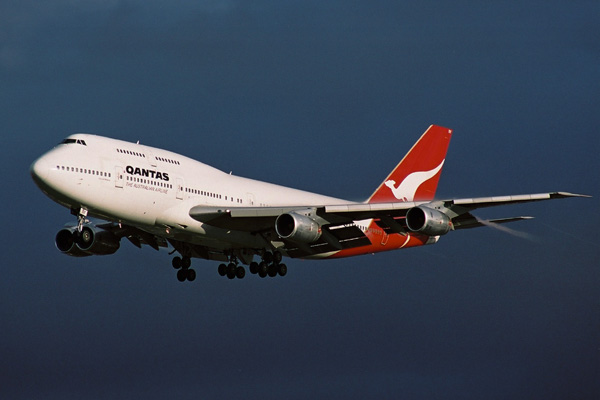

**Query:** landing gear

left=217, top=256, right=246, bottom=280
left=172, top=255, right=196, bottom=282
left=72, top=207, right=91, bottom=247
left=75, top=207, right=88, bottom=232
left=249, top=251, right=287, bottom=279
left=171, top=250, right=287, bottom=282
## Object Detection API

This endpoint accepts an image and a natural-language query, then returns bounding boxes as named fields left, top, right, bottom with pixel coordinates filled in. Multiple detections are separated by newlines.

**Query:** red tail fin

left=367, top=125, right=452, bottom=203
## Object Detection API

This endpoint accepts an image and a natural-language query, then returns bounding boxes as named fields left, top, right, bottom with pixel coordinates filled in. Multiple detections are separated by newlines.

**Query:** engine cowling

left=275, top=212, right=322, bottom=243
left=55, top=224, right=120, bottom=257
left=405, top=206, right=452, bottom=236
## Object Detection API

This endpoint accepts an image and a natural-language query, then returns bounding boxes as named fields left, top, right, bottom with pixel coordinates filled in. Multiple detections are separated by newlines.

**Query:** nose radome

left=30, top=155, right=50, bottom=183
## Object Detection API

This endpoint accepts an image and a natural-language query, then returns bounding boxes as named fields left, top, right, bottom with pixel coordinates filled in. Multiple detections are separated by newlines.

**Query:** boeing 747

left=30, top=125, right=588, bottom=282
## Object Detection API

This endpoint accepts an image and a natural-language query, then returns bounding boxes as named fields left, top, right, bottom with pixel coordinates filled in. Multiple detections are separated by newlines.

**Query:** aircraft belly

left=155, top=205, right=266, bottom=249
left=168, top=228, right=264, bottom=250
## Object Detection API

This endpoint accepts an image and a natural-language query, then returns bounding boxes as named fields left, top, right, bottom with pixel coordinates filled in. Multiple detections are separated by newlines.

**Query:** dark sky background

left=1, top=1, right=599, bottom=399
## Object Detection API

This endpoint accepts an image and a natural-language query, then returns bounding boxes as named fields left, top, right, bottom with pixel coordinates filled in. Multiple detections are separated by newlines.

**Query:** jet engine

left=55, top=224, right=120, bottom=257
left=405, top=206, right=452, bottom=236
left=275, top=212, right=322, bottom=243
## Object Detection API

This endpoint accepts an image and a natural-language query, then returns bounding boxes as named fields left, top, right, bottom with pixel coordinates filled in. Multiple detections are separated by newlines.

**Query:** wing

left=324, top=192, right=590, bottom=232
left=189, top=205, right=372, bottom=256
left=189, top=192, right=589, bottom=256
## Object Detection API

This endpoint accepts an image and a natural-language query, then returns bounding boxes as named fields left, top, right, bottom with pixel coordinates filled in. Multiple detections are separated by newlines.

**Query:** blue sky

left=1, top=1, right=599, bottom=399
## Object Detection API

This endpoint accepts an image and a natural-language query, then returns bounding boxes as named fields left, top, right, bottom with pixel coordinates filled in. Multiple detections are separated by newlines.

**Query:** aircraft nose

left=30, top=155, right=50, bottom=184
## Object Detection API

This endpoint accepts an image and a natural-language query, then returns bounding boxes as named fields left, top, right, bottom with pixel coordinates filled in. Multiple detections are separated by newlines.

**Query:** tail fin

left=367, top=125, right=452, bottom=203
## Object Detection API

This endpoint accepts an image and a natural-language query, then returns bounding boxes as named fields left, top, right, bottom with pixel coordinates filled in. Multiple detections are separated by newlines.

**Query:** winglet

left=367, top=125, right=452, bottom=203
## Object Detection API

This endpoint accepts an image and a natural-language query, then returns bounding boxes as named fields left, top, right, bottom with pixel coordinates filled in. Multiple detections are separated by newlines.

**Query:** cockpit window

left=60, top=138, right=87, bottom=146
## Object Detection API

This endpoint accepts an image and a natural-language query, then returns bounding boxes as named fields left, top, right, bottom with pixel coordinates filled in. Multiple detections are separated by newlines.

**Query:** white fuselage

left=31, top=134, right=352, bottom=252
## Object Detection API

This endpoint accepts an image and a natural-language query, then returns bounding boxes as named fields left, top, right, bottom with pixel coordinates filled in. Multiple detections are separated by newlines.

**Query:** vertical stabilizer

left=367, top=125, right=452, bottom=203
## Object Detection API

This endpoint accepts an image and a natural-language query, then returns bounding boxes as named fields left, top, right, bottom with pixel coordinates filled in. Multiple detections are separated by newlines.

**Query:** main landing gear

left=171, top=251, right=288, bottom=282
left=218, top=255, right=246, bottom=280
left=217, top=251, right=287, bottom=279
left=248, top=251, right=287, bottom=279
left=172, top=256, right=196, bottom=282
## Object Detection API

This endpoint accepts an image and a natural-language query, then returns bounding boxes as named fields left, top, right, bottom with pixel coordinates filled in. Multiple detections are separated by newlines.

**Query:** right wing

left=189, top=191, right=589, bottom=256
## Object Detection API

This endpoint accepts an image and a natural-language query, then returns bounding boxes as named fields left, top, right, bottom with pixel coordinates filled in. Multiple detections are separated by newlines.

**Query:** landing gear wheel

left=278, top=263, right=287, bottom=277
left=182, top=257, right=191, bottom=269
left=226, top=270, right=236, bottom=280
left=258, top=261, right=268, bottom=276
left=227, top=263, right=236, bottom=276
left=235, top=266, right=246, bottom=279
left=218, top=263, right=227, bottom=276
left=249, top=262, right=259, bottom=274
left=177, top=269, right=187, bottom=282
left=263, top=251, right=273, bottom=264
left=78, top=226, right=94, bottom=248
left=172, top=256, right=182, bottom=269
left=273, top=251, right=283, bottom=264
left=186, top=269, right=196, bottom=281
left=267, top=264, right=278, bottom=277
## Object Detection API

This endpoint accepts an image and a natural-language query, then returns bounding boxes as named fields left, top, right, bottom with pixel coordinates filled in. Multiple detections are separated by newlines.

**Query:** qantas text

left=126, top=166, right=170, bottom=181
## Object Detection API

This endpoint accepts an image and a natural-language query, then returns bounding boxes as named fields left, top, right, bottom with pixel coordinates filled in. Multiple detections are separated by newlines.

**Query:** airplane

left=30, top=125, right=588, bottom=282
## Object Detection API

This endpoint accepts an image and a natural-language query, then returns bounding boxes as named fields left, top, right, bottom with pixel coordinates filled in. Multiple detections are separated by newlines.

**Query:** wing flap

left=285, top=225, right=372, bottom=258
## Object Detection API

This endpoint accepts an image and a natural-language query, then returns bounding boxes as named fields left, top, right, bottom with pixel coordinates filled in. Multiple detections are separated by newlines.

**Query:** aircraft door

left=145, top=149, right=157, bottom=167
left=115, top=167, right=124, bottom=188
left=176, top=178, right=184, bottom=200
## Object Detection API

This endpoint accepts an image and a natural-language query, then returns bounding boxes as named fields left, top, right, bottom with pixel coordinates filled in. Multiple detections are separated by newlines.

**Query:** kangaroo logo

left=384, top=160, right=445, bottom=201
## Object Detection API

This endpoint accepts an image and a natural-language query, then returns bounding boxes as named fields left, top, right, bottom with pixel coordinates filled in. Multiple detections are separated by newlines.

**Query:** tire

left=249, top=262, right=259, bottom=274
left=172, top=256, right=182, bottom=269
left=176, top=269, right=187, bottom=282
left=235, top=266, right=246, bottom=279
left=258, top=261, right=268, bottom=275
left=182, top=257, right=191, bottom=269
left=278, top=263, right=287, bottom=277
left=263, top=252, right=273, bottom=263
left=218, top=263, right=227, bottom=276
left=77, top=227, right=94, bottom=249
left=227, top=263, right=236, bottom=276
left=187, top=269, right=196, bottom=281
